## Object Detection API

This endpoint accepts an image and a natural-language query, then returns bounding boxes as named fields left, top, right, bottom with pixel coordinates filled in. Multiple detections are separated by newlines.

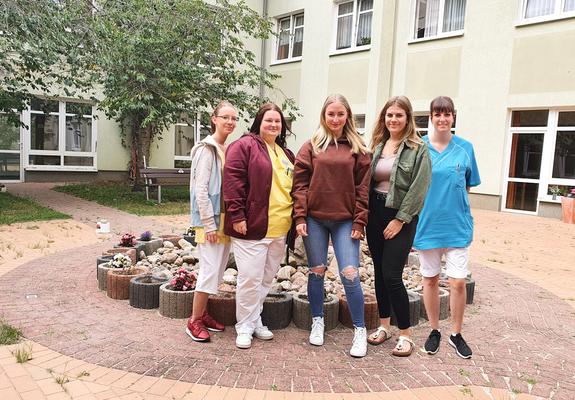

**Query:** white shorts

left=418, top=247, right=469, bottom=279
left=195, top=242, right=232, bottom=295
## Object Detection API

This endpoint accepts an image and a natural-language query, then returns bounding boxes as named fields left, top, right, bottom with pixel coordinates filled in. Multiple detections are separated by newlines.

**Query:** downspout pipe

left=259, top=0, right=268, bottom=100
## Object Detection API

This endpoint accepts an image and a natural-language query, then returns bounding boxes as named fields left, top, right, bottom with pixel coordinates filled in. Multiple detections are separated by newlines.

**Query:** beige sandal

left=367, top=326, right=392, bottom=345
left=392, top=336, right=414, bottom=357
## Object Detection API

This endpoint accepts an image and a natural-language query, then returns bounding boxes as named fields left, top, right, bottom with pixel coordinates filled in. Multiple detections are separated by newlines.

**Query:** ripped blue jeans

left=303, top=217, right=365, bottom=327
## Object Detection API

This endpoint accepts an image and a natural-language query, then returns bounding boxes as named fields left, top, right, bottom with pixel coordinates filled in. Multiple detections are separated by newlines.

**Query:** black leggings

left=366, top=193, right=418, bottom=330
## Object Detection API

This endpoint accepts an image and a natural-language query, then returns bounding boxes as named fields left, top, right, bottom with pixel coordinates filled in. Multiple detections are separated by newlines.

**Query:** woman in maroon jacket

left=223, top=103, right=295, bottom=350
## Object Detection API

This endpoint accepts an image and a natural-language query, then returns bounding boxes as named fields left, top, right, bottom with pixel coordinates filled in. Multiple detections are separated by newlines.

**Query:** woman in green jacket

left=366, top=96, right=431, bottom=357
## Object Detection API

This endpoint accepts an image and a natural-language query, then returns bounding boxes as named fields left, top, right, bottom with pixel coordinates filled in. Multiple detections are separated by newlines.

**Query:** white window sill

left=515, top=13, right=575, bottom=27
left=270, top=57, right=303, bottom=66
left=25, top=165, right=97, bottom=172
left=329, top=45, right=371, bottom=57
left=408, top=31, right=464, bottom=44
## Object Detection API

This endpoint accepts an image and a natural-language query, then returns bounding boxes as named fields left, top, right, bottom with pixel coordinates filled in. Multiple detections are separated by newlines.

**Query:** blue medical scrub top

left=414, top=135, right=481, bottom=250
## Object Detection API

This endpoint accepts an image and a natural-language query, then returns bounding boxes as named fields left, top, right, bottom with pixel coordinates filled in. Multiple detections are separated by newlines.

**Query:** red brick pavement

left=3, top=182, right=574, bottom=398
left=0, top=248, right=573, bottom=398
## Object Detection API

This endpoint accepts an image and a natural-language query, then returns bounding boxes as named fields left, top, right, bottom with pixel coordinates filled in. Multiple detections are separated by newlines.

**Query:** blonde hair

left=370, top=95, right=422, bottom=151
left=311, top=94, right=369, bottom=155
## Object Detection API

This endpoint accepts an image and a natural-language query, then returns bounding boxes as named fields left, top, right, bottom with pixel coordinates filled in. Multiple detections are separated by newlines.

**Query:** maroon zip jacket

left=223, top=133, right=295, bottom=240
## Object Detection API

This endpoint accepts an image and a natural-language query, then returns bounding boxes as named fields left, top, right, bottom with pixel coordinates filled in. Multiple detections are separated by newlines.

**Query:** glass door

left=0, top=114, right=22, bottom=182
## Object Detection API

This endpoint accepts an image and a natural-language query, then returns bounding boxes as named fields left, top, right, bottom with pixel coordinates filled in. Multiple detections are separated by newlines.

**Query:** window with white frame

left=522, top=0, right=575, bottom=21
left=275, top=13, right=304, bottom=62
left=504, top=109, right=575, bottom=214
left=26, top=98, right=96, bottom=169
left=174, top=114, right=211, bottom=168
left=413, top=0, right=467, bottom=40
left=334, top=0, right=373, bottom=51
left=354, top=114, right=366, bottom=135
left=414, top=113, right=457, bottom=136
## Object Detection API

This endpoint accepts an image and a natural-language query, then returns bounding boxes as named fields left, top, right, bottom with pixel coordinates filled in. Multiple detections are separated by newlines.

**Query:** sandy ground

left=1, top=209, right=573, bottom=307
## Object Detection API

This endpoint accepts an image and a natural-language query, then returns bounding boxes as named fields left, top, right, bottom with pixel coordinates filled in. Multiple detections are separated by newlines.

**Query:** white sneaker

left=309, top=317, right=324, bottom=346
left=254, top=326, right=274, bottom=340
left=350, top=327, right=367, bottom=358
left=236, top=333, right=252, bottom=349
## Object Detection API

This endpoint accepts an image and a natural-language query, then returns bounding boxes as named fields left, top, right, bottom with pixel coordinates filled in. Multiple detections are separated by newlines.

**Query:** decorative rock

left=279, top=280, right=292, bottom=291
left=163, top=241, right=175, bottom=248
left=174, top=257, right=183, bottom=266
left=178, top=238, right=192, bottom=250
left=222, top=274, right=237, bottom=285
left=224, top=268, right=237, bottom=276
left=182, top=255, right=197, bottom=264
left=277, top=265, right=293, bottom=281
left=162, top=253, right=178, bottom=264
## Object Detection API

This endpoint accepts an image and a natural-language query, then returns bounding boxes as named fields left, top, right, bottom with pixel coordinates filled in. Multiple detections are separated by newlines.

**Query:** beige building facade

left=2, top=0, right=574, bottom=218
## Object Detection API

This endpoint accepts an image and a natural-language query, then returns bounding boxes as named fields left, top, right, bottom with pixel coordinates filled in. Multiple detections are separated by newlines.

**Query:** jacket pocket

left=395, top=161, right=413, bottom=190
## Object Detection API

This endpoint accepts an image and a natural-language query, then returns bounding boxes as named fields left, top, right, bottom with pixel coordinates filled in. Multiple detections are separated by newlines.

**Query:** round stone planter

left=207, top=291, right=236, bottom=326
left=107, top=268, right=146, bottom=300
left=390, top=290, right=421, bottom=327
left=96, top=255, right=113, bottom=281
left=129, top=275, right=168, bottom=309
left=292, top=293, right=339, bottom=331
left=160, top=234, right=183, bottom=247
left=97, top=263, right=115, bottom=291
left=139, top=238, right=163, bottom=256
left=113, top=244, right=144, bottom=261
left=261, top=292, right=292, bottom=330
left=159, top=283, right=194, bottom=319
left=338, top=293, right=379, bottom=330
left=416, top=287, right=450, bottom=321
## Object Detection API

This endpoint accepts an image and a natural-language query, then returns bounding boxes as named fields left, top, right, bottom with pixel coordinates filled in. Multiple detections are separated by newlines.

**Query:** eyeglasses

left=216, top=115, right=239, bottom=122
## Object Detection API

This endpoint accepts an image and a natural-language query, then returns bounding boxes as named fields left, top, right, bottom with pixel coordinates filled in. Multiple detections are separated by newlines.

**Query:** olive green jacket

left=370, top=138, right=432, bottom=223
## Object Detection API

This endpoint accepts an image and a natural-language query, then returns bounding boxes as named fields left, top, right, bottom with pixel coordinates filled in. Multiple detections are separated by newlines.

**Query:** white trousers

left=195, top=242, right=232, bottom=295
left=232, top=236, right=286, bottom=334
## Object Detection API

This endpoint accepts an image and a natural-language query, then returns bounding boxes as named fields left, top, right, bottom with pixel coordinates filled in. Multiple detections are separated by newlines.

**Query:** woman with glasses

left=365, top=96, right=431, bottom=357
left=224, top=103, right=295, bottom=349
left=292, top=94, right=371, bottom=358
left=186, top=101, right=238, bottom=342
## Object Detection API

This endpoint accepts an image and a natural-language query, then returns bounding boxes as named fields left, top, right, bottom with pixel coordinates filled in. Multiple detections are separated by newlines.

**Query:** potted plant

left=106, top=253, right=146, bottom=300
left=159, top=267, right=197, bottom=318
left=550, top=185, right=561, bottom=201
left=561, top=188, right=575, bottom=224
left=115, top=232, right=146, bottom=260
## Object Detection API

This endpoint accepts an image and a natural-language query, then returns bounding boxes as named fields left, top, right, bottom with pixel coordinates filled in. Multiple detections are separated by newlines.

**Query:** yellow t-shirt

left=195, top=145, right=230, bottom=244
left=265, top=143, right=294, bottom=238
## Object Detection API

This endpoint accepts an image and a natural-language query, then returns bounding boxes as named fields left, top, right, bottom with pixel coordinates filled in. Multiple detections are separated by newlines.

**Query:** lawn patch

left=54, top=182, right=188, bottom=215
left=0, top=320, right=22, bottom=345
left=0, top=193, right=69, bottom=225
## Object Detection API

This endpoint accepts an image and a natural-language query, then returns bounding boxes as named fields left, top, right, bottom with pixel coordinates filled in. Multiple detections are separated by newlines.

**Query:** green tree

left=89, top=0, right=296, bottom=182
left=0, top=0, right=95, bottom=125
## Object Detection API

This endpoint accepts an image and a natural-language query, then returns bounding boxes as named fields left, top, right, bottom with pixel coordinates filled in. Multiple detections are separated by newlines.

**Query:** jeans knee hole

left=310, top=266, right=326, bottom=277
left=342, top=266, right=357, bottom=281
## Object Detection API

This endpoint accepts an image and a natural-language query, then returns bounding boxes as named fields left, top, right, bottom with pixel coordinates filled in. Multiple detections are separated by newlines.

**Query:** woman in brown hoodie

left=292, top=94, right=371, bottom=357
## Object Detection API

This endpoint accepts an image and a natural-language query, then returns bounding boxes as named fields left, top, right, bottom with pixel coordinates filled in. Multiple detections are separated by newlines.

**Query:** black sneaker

left=449, top=333, right=472, bottom=359
left=424, top=329, right=441, bottom=355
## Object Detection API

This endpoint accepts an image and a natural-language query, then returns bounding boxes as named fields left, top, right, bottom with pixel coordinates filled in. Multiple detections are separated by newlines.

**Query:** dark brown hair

left=430, top=96, right=455, bottom=115
left=249, top=103, right=289, bottom=148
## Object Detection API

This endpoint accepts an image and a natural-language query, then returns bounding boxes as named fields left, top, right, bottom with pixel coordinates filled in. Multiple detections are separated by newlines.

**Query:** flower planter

left=390, top=290, right=421, bottom=328
left=159, top=283, right=194, bottom=319
left=97, top=263, right=115, bottom=291
left=113, top=245, right=143, bottom=261
left=105, top=248, right=137, bottom=265
left=338, top=293, right=379, bottom=330
left=561, top=196, right=575, bottom=224
left=107, top=268, right=146, bottom=300
left=96, top=255, right=113, bottom=281
left=292, top=293, right=339, bottom=331
left=207, top=290, right=237, bottom=326
left=129, top=275, right=168, bottom=309
left=261, top=292, right=292, bottom=330
left=415, top=287, right=450, bottom=321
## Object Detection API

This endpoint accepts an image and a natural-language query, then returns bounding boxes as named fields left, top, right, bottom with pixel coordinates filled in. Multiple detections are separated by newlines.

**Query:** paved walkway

left=1, top=183, right=573, bottom=399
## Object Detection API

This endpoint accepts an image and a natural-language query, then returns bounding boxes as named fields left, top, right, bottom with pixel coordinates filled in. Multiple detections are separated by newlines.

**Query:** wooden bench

left=140, top=167, right=190, bottom=203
